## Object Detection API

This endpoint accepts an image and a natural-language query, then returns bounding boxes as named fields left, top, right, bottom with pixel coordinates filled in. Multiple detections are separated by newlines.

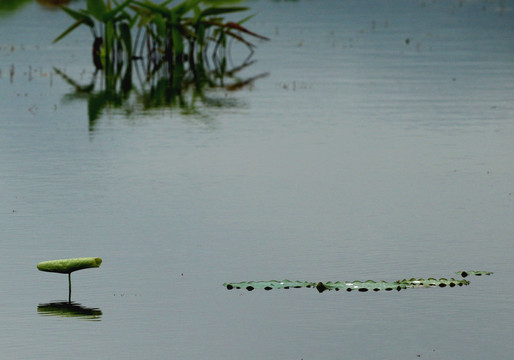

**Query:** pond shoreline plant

left=53, top=0, right=268, bottom=75
left=52, top=0, right=269, bottom=118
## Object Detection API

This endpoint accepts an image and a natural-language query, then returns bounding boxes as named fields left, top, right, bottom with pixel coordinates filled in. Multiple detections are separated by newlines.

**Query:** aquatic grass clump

left=53, top=0, right=269, bottom=73
left=37, top=257, right=102, bottom=303
left=52, top=0, right=269, bottom=117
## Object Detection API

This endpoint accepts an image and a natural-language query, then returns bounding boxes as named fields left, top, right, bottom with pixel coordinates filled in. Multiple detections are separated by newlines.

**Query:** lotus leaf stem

left=37, top=257, right=102, bottom=303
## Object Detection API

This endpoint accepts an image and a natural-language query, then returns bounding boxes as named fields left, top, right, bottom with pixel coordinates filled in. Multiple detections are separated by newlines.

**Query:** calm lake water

left=1, top=0, right=513, bottom=359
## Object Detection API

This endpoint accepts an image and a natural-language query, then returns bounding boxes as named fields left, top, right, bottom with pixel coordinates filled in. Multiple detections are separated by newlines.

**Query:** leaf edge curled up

left=37, top=257, right=102, bottom=274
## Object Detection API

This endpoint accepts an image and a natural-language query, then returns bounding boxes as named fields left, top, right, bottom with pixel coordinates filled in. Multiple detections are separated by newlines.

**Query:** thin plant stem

left=68, top=273, right=72, bottom=304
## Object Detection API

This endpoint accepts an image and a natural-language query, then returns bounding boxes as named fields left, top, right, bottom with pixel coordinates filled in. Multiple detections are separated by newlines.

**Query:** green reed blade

left=103, top=0, right=133, bottom=22
left=119, top=22, right=132, bottom=57
left=60, top=6, right=96, bottom=27
left=153, top=13, right=167, bottom=38
left=53, top=19, right=91, bottom=44
left=200, top=6, right=248, bottom=18
left=87, top=0, right=108, bottom=21
left=132, top=1, right=171, bottom=17
left=171, top=0, right=202, bottom=17
left=202, top=0, right=245, bottom=4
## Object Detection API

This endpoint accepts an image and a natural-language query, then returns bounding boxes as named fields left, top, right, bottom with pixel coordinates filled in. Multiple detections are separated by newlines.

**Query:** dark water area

left=1, top=0, right=513, bottom=359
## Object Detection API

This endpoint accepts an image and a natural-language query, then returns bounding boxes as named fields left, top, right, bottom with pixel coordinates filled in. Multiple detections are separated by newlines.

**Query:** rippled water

left=1, top=0, right=513, bottom=359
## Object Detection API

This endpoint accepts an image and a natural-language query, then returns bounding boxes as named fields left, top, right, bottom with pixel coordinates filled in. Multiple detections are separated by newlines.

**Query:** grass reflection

left=55, top=55, right=268, bottom=129
left=50, top=0, right=269, bottom=129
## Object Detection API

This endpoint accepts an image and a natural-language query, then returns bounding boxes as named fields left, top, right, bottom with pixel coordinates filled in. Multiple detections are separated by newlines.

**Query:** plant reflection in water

left=52, top=0, right=270, bottom=128
left=55, top=50, right=268, bottom=128
left=37, top=302, right=102, bottom=321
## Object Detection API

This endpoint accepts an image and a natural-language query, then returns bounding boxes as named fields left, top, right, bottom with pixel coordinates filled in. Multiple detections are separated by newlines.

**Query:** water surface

left=1, top=0, right=513, bottom=359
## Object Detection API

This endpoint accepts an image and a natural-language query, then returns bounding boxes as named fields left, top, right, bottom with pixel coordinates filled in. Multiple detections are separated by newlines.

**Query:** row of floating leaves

left=456, top=270, right=494, bottom=277
left=224, top=271, right=493, bottom=293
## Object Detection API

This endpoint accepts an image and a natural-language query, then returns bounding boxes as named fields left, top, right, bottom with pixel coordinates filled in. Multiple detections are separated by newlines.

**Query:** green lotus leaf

left=37, top=257, right=102, bottom=274
left=225, top=271, right=491, bottom=293
left=224, top=280, right=315, bottom=291
left=456, top=270, right=494, bottom=277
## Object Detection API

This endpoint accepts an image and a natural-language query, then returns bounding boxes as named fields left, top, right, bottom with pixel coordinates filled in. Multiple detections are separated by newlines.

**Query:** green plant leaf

left=104, top=20, right=116, bottom=66
left=200, top=6, right=248, bottom=18
left=119, top=22, right=132, bottom=57
left=202, top=0, right=244, bottom=4
left=225, top=272, right=493, bottom=293
left=103, top=0, right=133, bottom=22
left=153, top=13, right=167, bottom=38
left=87, top=0, right=108, bottom=21
left=53, top=19, right=91, bottom=44
left=456, top=270, right=494, bottom=277
left=171, top=0, right=202, bottom=17
left=37, top=257, right=102, bottom=274
left=171, top=12, right=184, bottom=56
left=60, top=6, right=96, bottom=27
left=236, top=13, right=256, bottom=25
left=196, top=21, right=205, bottom=47
left=224, top=21, right=270, bottom=40
left=132, top=1, right=171, bottom=17
left=158, top=0, right=175, bottom=6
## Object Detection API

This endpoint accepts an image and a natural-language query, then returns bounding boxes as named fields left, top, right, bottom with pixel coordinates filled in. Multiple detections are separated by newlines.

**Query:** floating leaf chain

left=224, top=271, right=493, bottom=293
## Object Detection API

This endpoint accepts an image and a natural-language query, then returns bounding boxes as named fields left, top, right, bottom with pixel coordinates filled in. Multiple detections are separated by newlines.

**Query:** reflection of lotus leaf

left=224, top=271, right=492, bottom=293
left=38, top=302, right=102, bottom=321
